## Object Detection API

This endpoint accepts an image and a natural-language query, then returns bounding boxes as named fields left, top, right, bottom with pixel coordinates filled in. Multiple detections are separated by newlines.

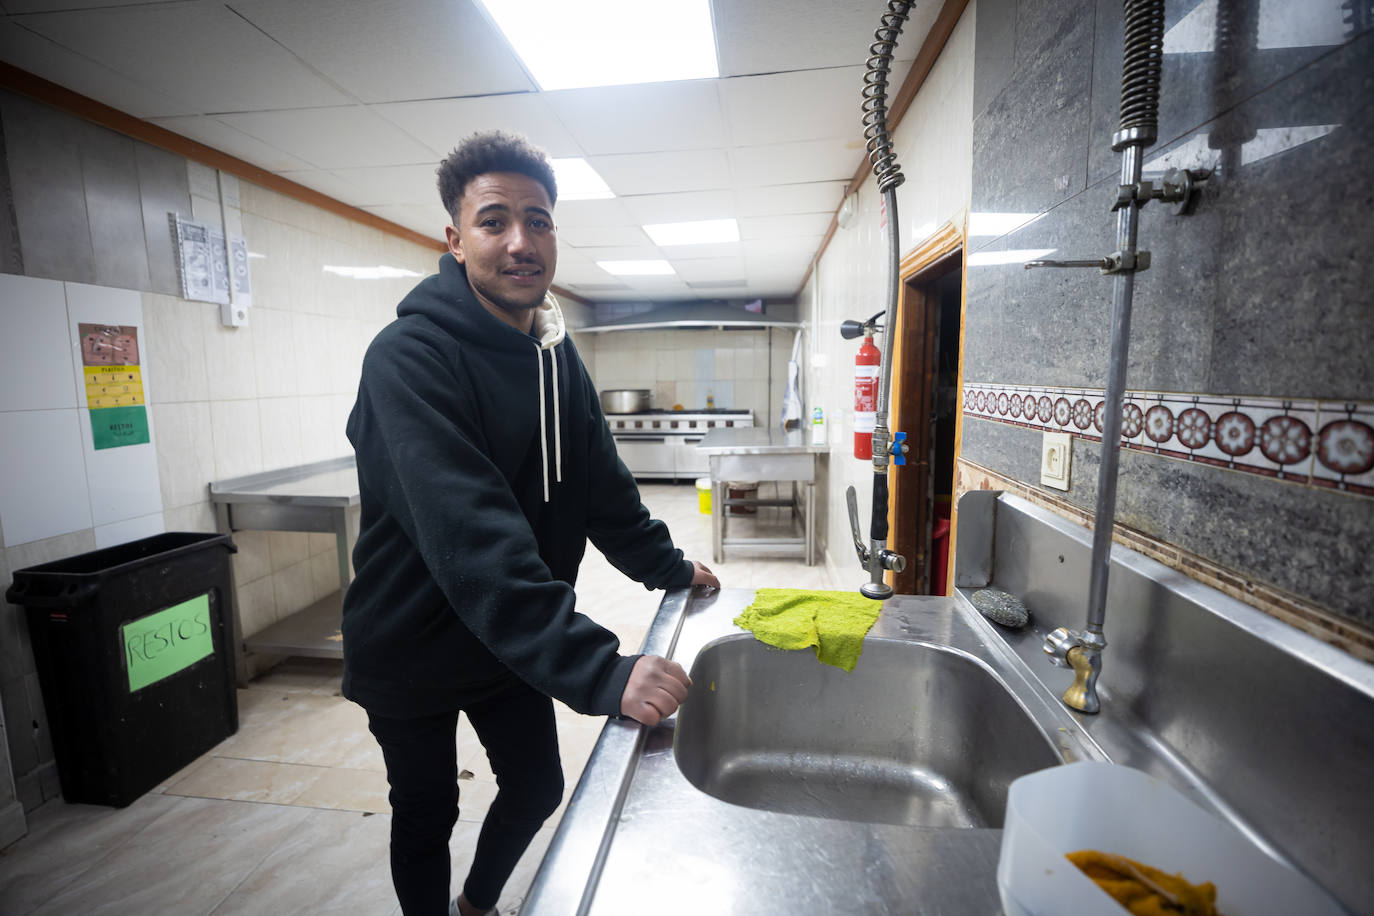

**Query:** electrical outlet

left=1041, top=431, right=1071, bottom=490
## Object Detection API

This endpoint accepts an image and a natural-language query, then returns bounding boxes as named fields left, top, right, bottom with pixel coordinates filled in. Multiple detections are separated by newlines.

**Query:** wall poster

left=80, top=322, right=149, bottom=449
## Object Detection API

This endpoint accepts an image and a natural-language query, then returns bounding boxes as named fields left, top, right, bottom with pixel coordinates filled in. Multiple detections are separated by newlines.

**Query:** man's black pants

left=366, top=679, right=563, bottom=915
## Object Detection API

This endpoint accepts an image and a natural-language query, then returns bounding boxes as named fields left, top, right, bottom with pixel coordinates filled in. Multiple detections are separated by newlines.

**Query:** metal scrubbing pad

left=971, top=587, right=1030, bottom=628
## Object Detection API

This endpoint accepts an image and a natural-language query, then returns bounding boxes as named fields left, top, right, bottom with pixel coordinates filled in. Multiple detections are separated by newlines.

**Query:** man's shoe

left=448, top=899, right=498, bottom=916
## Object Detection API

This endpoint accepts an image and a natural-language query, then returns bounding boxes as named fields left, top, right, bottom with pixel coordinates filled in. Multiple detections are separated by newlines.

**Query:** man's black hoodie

left=341, top=254, right=692, bottom=719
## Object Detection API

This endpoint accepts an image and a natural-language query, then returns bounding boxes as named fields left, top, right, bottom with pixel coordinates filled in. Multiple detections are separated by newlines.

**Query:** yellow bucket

left=695, top=478, right=712, bottom=514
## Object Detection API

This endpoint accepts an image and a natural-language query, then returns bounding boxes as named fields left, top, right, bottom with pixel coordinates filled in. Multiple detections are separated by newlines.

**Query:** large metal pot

left=600, top=389, right=652, bottom=414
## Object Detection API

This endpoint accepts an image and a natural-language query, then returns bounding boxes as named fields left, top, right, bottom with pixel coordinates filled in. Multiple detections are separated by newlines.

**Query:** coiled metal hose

left=1113, top=0, right=1166, bottom=150
left=862, top=0, right=912, bottom=192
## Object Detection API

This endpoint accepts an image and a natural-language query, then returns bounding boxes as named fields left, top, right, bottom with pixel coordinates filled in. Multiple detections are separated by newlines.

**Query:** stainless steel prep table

left=210, top=456, right=359, bottom=681
left=696, top=428, right=826, bottom=566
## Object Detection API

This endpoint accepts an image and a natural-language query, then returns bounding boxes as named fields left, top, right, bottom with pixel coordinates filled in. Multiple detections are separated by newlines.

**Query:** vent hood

left=579, top=302, right=802, bottom=333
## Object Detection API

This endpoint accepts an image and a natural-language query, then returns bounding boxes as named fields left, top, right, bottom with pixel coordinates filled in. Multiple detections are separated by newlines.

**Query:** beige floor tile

left=165, top=755, right=324, bottom=806
left=455, top=777, right=499, bottom=824
left=290, top=766, right=391, bottom=814
left=30, top=797, right=309, bottom=916
left=209, top=808, right=395, bottom=915
left=0, top=793, right=182, bottom=915
left=214, top=695, right=378, bottom=769
left=150, top=745, right=216, bottom=794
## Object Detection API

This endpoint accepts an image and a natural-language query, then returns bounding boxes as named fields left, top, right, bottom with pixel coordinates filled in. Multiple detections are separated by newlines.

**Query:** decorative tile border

left=954, top=459, right=1374, bottom=664
left=963, top=383, right=1374, bottom=498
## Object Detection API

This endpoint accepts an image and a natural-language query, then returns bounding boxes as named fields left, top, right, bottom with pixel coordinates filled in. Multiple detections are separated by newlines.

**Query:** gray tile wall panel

left=960, top=416, right=1374, bottom=626
left=79, top=121, right=152, bottom=292
left=971, top=7, right=1094, bottom=215
left=0, top=116, right=22, bottom=275
left=0, top=91, right=95, bottom=284
left=968, top=0, right=1372, bottom=627
left=134, top=141, right=191, bottom=296
left=972, top=0, right=1016, bottom=120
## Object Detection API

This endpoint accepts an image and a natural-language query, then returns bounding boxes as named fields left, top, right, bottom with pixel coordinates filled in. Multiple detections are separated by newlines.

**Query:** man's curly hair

left=436, top=131, right=558, bottom=224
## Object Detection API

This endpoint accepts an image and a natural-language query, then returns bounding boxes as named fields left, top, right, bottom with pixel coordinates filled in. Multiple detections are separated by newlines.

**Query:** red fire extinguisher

left=854, top=333, right=880, bottom=459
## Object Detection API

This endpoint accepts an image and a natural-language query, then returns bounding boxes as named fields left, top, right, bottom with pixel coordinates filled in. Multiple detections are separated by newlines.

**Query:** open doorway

left=886, top=226, right=963, bottom=595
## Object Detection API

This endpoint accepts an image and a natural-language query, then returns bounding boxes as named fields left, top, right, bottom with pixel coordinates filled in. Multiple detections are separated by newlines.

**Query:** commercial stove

left=607, top=408, right=754, bottom=480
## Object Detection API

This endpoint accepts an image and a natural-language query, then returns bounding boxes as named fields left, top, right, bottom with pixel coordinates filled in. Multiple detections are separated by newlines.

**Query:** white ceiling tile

left=218, top=107, right=436, bottom=170
left=621, top=190, right=735, bottom=224
left=552, top=198, right=634, bottom=229
left=326, top=164, right=442, bottom=207
left=0, top=20, right=198, bottom=118
left=669, top=256, right=745, bottom=282
left=589, top=149, right=732, bottom=196
left=736, top=181, right=846, bottom=218
left=729, top=138, right=861, bottom=187
left=372, top=94, right=582, bottom=159
left=15, top=2, right=352, bottom=112
left=739, top=212, right=835, bottom=240
left=361, top=204, right=449, bottom=240
left=546, top=80, right=725, bottom=155
left=710, top=0, right=931, bottom=76
left=228, top=0, right=535, bottom=104
left=149, top=115, right=314, bottom=172
left=657, top=241, right=742, bottom=261
left=720, top=66, right=867, bottom=146
left=573, top=245, right=666, bottom=263
left=558, top=225, right=652, bottom=249
left=743, top=236, right=824, bottom=264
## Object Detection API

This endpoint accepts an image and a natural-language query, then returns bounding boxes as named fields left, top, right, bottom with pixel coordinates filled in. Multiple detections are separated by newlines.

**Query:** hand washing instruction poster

left=80, top=323, right=149, bottom=450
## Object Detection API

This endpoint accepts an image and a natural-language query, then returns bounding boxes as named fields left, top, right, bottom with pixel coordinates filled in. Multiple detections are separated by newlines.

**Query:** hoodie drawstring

left=534, top=342, right=562, bottom=503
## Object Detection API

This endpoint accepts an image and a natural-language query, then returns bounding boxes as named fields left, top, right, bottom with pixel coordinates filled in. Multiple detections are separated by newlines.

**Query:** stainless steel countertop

left=209, top=456, right=359, bottom=507
left=696, top=426, right=829, bottom=454
left=524, top=588, right=1103, bottom=914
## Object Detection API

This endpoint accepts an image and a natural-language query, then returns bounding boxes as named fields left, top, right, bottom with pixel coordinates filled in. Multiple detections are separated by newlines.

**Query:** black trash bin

left=6, top=532, right=239, bottom=808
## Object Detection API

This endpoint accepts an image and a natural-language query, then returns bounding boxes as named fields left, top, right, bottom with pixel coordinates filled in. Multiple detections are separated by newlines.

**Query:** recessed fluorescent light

left=323, top=265, right=424, bottom=280
left=643, top=218, right=739, bottom=246
left=550, top=158, right=614, bottom=201
left=476, top=0, right=718, bottom=91
left=597, top=260, right=676, bottom=276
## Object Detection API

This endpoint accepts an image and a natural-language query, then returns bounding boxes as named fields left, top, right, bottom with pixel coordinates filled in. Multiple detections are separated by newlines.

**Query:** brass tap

left=1045, top=627, right=1104, bottom=714
left=1063, top=645, right=1103, bottom=714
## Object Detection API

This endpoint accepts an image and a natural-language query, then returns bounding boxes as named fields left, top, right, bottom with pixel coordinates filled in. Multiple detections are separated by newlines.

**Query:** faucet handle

left=1044, top=626, right=1079, bottom=668
left=845, top=485, right=870, bottom=564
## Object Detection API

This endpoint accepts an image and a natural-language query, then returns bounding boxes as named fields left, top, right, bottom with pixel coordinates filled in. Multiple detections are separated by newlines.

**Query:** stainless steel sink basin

left=674, top=633, right=1062, bottom=828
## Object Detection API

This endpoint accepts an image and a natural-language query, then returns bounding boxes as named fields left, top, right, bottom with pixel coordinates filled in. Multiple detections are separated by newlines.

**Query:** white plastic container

left=997, top=761, right=1345, bottom=916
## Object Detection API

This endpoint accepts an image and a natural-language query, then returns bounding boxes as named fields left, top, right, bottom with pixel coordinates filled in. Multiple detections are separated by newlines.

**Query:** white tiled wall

left=0, top=170, right=442, bottom=648
left=585, top=327, right=792, bottom=426
left=801, top=3, right=976, bottom=580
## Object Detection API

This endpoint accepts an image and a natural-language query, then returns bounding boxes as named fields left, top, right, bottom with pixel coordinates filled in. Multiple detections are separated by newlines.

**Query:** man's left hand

left=689, top=560, right=719, bottom=589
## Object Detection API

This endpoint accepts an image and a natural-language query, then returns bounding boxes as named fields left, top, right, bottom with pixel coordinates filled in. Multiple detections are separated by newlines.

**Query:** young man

left=343, top=131, right=718, bottom=916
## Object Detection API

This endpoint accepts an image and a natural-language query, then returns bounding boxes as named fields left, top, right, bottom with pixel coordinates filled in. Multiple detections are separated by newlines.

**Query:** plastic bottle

left=811, top=407, right=826, bottom=445
left=706, top=390, right=715, bottom=410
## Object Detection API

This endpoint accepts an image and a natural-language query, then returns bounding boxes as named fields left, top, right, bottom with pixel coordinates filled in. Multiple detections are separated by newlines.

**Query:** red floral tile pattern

left=961, top=384, right=1368, bottom=498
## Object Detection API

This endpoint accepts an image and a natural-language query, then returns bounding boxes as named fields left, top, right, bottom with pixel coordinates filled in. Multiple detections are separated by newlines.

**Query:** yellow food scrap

left=1068, top=850, right=1219, bottom=916
left=709, top=681, right=716, bottom=692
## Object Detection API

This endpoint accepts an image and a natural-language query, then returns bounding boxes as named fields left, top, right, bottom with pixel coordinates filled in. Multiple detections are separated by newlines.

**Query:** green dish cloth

left=733, top=588, right=883, bottom=672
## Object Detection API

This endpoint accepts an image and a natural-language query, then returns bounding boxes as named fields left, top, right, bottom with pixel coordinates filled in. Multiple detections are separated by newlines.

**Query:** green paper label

left=91, top=404, right=150, bottom=450
left=122, top=594, right=214, bottom=692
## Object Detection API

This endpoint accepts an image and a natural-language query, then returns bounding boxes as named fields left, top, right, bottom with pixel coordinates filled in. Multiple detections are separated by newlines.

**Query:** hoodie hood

left=398, top=254, right=567, bottom=501
left=398, top=254, right=564, bottom=351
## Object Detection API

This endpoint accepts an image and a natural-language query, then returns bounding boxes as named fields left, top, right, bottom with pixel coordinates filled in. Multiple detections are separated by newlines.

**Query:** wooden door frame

left=886, top=221, right=964, bottom=594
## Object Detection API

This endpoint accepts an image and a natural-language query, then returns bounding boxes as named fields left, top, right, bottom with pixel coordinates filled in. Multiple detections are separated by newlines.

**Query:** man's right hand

left=620, top=655, right=691, bottom=726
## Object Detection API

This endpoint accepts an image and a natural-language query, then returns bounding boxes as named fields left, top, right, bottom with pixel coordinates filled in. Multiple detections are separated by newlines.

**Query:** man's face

left=446, top=172, right=557, bottom=330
